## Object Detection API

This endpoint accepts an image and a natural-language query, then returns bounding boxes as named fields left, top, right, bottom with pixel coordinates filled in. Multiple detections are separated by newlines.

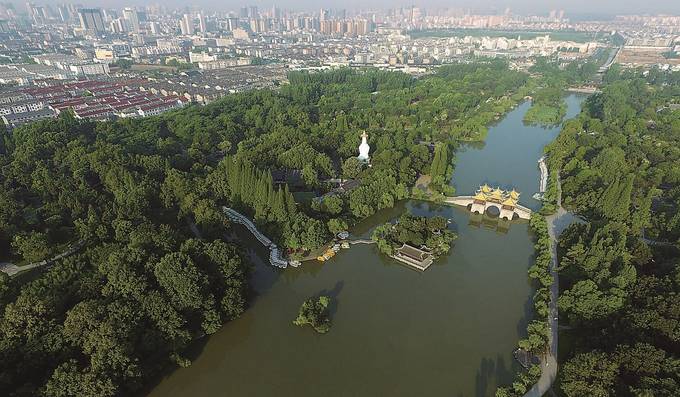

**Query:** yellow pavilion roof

left=509, top=189, right=520, bottom=200
left=490, top=188, right=504, bottom=200
left=474, top=192, right=487, bottom=201
left=480, top=184, right=492, bottom=193
left=502, top=197, right=517, bottom=206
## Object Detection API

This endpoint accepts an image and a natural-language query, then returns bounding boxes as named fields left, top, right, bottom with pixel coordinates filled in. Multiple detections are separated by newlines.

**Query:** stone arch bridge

left=443, top=185, right=532, bottom=220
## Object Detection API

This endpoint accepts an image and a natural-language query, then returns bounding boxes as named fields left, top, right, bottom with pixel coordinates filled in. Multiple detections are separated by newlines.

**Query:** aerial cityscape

left=0, top=1, right=679, bottom=396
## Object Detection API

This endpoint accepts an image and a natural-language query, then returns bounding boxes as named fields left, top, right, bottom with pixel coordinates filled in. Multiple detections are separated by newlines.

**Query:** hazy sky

left=17, top=0, right=680, bottom=15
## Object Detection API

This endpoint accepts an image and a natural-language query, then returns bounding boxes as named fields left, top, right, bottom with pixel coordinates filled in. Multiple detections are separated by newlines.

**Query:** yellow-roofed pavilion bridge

left=443, top=184, right=532, bottom=220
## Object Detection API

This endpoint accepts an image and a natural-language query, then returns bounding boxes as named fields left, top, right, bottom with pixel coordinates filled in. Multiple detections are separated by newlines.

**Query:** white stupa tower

left=358, top=131, right=370, bottom=162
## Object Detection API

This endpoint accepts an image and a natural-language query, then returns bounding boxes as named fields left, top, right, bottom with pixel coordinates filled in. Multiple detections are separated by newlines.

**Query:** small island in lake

left=293, top=296, right=332, bottom=333
left=371, top=213, right=457, bottom=271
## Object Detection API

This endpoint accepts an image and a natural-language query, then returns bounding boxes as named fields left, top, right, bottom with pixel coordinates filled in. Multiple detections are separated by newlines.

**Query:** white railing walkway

left=538, top=156, right=548, bottom=194
left=222, top=207, right=300, bottom=268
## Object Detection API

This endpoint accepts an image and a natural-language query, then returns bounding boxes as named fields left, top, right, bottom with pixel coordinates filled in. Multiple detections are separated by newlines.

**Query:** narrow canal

left=148, top=95, right=585, bottom=397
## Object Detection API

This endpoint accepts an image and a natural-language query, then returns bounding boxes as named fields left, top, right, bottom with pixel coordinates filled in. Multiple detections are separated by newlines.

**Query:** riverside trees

left=0, top=113, right=249, bottom=396
left=543, top=68, right=680, bottom=396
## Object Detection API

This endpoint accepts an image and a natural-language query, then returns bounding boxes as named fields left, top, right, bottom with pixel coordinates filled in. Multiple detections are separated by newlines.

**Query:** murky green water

left=148, top=95, right=584, bottom=397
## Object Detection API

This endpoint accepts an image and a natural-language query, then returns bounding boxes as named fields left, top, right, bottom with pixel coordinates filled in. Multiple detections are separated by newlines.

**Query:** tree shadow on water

left=475, top=355, right=516, bottom=397
left=318, top=280, right=344, bottom=317
left=516, top=292, right=534, bottom=340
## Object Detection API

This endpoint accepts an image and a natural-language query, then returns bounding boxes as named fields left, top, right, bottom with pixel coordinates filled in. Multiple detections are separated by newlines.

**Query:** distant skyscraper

left=102, top=9, right=116, bottom=21
left=248, top=6, right=258, bottom=18
left=57, top=5, right=69, bottom=22
left=149, top=21, right=160, bottom=35
left=227, top=17, right=239, bottom=31
left=30, top=5, right=47, bottom=24
left=110, top=18, right=125, bottom=33
left=198, top=13, right=207, bottom=32
left=123, top=7, right=140, bottom=33
left=78, top=8, right=105, bottom=33
left=181, top=13, right=194, bottom=35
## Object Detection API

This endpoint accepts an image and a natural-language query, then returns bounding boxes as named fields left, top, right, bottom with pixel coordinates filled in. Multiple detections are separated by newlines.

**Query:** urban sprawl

left=1, top=3, right=679, bottom=129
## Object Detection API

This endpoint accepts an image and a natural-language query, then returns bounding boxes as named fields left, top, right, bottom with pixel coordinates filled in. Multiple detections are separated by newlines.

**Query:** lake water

left=148, top=95, right=585, bottom=397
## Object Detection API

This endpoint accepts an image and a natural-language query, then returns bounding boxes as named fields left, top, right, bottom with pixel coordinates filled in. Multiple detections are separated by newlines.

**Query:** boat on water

left=317, top=247, right=337, bottom=262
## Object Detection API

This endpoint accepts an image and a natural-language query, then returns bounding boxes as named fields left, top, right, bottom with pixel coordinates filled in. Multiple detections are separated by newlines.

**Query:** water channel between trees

left=148, top=95, right=585, bottom=397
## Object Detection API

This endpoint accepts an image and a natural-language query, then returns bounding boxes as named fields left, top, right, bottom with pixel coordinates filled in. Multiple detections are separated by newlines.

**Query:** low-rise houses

left=1, top=79, right=187, bottom=129
left=1, top=108, right=56, bottom=129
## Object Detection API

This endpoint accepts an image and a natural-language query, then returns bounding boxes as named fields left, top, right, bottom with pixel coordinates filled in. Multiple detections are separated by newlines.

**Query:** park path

left=522, top=174, right=564, bottom=397
left=0, top=240, right=86, bottom=277
left=524, top=157, right=677, bottom=397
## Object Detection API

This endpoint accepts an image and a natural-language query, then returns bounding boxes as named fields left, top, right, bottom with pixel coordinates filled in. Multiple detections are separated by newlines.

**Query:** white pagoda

left=357, top=131, right=370, bottom=162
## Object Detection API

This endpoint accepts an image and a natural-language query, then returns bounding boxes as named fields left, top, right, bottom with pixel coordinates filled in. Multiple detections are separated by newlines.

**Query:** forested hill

left=0, top=63, right=529, bottom=396
left=545, top=68, right=680, bottom=395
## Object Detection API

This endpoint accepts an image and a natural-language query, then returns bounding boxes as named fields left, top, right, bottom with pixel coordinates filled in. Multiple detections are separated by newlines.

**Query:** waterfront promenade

left=523, top=174, right=563, bottom=397
left=222, top=207, right=300, bottom=268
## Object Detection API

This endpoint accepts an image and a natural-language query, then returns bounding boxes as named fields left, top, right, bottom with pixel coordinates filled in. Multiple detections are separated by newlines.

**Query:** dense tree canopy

left=544, top=68, right=680, bottom=395
left=0, top=63, right=533, bottom=396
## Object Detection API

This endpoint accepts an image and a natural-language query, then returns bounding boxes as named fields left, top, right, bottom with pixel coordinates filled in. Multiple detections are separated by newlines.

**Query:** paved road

left=523, top=162, right=674, bottom=397
left=0, top=240, right=85, bottom=277
left=522, top=176, right=565, bottom=397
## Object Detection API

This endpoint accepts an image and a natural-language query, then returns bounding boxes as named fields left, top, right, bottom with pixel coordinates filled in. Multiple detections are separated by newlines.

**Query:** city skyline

left=6, top=0, right=680, bottom=16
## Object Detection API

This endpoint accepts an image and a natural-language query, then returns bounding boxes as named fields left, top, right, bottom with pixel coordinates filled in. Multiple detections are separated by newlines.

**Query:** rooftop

left=393, top=244, right=434, bottom=271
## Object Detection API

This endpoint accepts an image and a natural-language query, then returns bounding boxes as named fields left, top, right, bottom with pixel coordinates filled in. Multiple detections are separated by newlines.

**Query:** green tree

left=11, top=231, right=50, bottom=263
left=560, top=351, right=619, bottom=397
left=341, top=157, right=363, bottom=179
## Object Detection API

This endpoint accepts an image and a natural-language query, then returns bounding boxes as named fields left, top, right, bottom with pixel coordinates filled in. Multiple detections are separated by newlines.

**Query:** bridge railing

left=223, top=207, right=299, bottom=268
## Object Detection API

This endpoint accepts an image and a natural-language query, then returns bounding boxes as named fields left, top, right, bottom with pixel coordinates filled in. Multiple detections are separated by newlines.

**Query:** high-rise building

left=30, top=5, right=47, bottom=24
left=198, top=13, right=207, bottom=33
left=181, top=13, right=194, bottom=35
left=248, top=6, right=258, bottom=18
left=57, top=5, right=69, bottom=22
left=102, top=9, right=116, bottom=22
left=110, top=18, right=125, bottom=34
left=227, top=17, right=239, bottom=31
left=78, top=8, right=105, bottom=33
left=249, top=18, right=259, bottom=33
left=149, top=21, right=160, bottom=35
left=123, top=7, right=140, bottom=33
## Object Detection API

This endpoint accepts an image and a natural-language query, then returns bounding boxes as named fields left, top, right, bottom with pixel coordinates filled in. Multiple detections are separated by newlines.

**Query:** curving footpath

left=0, top=239, right=86, bottom=277
left=222, top=207, right=300, bottom=268
left=523, top=168, right=565, bottom=397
